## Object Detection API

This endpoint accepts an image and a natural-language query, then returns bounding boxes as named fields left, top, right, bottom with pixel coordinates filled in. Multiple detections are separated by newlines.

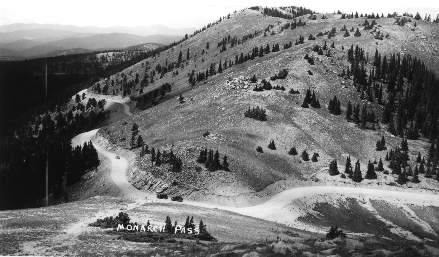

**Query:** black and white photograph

left=1, top=0, right=439, bottom=256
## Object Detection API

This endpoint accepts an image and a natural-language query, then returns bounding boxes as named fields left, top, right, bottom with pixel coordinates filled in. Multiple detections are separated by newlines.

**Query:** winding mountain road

left=72, top=91, right=439, bottom=235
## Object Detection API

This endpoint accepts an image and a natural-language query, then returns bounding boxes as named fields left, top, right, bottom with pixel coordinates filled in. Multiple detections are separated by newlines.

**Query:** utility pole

left=45, top=58, right=49, bottom=207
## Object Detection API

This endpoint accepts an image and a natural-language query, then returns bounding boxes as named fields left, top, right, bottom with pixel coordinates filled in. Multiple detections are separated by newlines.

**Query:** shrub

left=289, top=88, right=300, bottom=94
left=256, top=146, right=263, bottom=153
left=288, top=147, right=298, bottom=155
left=270, top=69, right=288, bottom=80
left=244, top=106, right=267, bottom=121
left=89, top=212, right=131, bottom=229
left=326, top=225, right=346, bottom=239
left=312, top=45, right=320, bottom=52
left=262, top=79, right=272, bottom=90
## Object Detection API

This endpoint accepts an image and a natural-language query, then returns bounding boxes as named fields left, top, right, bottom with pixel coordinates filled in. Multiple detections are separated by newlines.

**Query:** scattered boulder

left=226, top=76, right=252, bottom=89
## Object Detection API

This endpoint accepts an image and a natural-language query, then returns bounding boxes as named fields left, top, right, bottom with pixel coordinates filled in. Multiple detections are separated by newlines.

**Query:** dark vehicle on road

left=171, top=196, right=183, bottom=202
left=115, top=156, right=120, bottom=159
left=157, top=193, right=168, bottom=199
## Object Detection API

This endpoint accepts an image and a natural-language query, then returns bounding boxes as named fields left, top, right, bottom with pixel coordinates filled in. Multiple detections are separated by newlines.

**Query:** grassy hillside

left=90, top=8, right=439, bottom=206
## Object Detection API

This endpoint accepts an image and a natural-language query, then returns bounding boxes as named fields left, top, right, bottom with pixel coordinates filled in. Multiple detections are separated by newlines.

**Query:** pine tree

left=329, top=159, right=340, bottom=175
left=151, top=148, right=156, bottom=164
left=268, top=140, right=276, bottom=150
left=165, top=216, right=173, bottom=233
left=425, top=163, right=433, bottom=178
left=412, top=166, right=420, bottom=183
left=388, top=116, right=396, bottom=135
left=378, top=158, right=384, bottom=171
left=131, top=123, right=139, bottom=148
left=352, top=160, right=363, bottom=182
left=419, top=162, right=425, bottom=174
left=156, top=150, right=162, bottom=166
left=397, top=167, right=407, bottom=184
left=301, top=150, right=310, bottom=161
left=311, top=153, right=319, bottom=162
left=189, top=216, right=195, bottom=231
left=222, top=155, right=229, bottom=171
left=197, top=219, right=215, bottom=241
left=178, top=51, right=183, bottom=63
left=365, top=160, right=377, bottom=179
left=288, top=147, right=298, bottom=155
left=206, top=150, right=214, bottom=170
left=213, top=150, right=221, bottom=170
left=184, top=216, right=190, bottom=230
left=137, top=135, right=144, bottom=148
left=406, top=165, right=413, bottom=176
left=345, top=156, right=353, bottom=176
left=301, top=98, right=309, bottom=108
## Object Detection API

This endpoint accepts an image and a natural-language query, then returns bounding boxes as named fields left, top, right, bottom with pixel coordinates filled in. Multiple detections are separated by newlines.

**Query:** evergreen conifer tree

left=412, top=166, right=420, bottom=183
left=377, top=158, right=384, bottom=171
left=213, top=150, right=221, bottom=170
left=222, top=156, right=229, bottom=171
left=268, top=140, right=276, bottom=150
left=137, top=135, right=144, bottom=148
left=151, top=148, right=156, bottom=163
left=419, top=162, right=425, bottom=174
left=165, top=216, right=173, bottom=233
left=397, top=167, right=407, bottom=184
left=301, top=98, right=309, bottom=108
left=156, top=150, right=162, bottom=166
left=329, top=159, right=340, bottom=175
left=352, top=160, right=363, bottom=182
left=345, top=156, right=353, bottom=176
left=365, top=160, right=377, bottom=179
left=288, top=147, right=298, bottom=155
left=301, top=150, right=310, bottom=161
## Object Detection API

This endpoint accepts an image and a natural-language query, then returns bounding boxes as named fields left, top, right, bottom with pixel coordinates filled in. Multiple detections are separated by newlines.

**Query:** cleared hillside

left=89, top=8, right=439, bottom=207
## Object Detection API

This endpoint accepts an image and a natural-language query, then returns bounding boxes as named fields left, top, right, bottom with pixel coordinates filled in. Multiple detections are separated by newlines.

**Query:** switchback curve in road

left=71, top=92, right=439, bottom=234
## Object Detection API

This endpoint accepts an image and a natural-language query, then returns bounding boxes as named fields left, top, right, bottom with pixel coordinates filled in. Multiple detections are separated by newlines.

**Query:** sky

left=0, top=0, right=438, bottom=29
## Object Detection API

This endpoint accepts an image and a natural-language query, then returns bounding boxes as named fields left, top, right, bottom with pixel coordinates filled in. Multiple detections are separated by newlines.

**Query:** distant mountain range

left=0, top=23, right=194, bottom=58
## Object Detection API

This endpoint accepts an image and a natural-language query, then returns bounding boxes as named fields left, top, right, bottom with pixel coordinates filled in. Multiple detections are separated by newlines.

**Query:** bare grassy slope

left=96, top=8, right=439, bottom=207
left=0, top=196, right=314, bottom=255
